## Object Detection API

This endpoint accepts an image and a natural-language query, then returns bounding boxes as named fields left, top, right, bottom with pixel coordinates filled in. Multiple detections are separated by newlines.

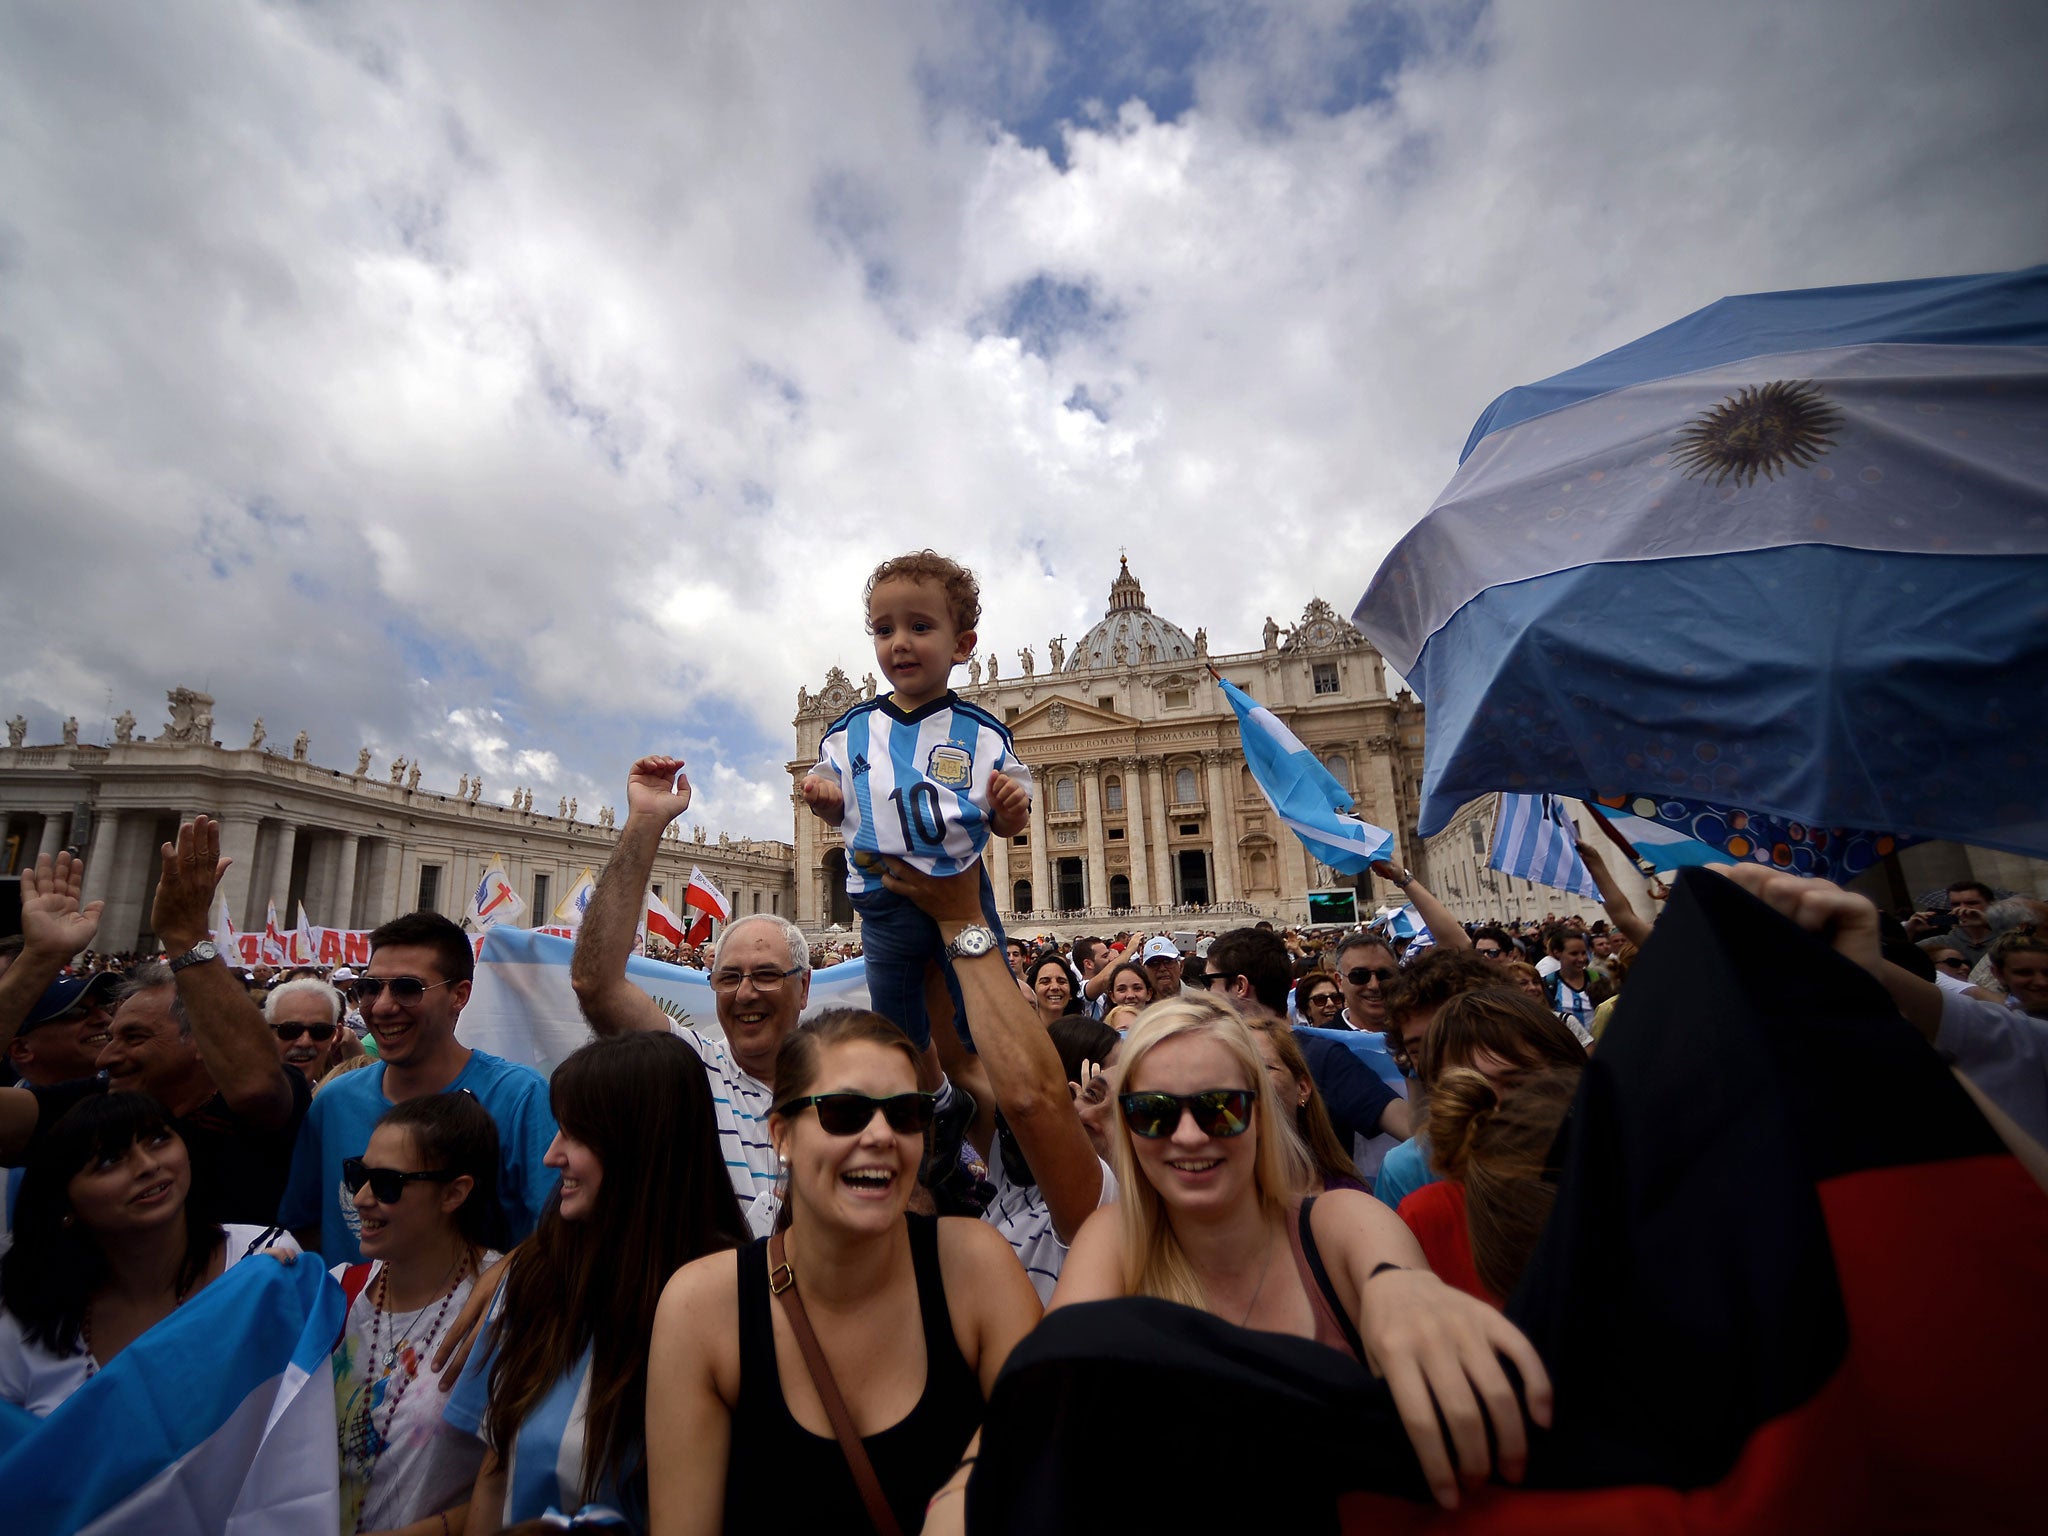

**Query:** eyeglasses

left=710, top=965, right=803, bottom=993
left=1303, top=991, right=1340, bottom=1010
left=778, top=1091, right=936, bottom=1136
left=342, top=1157, right=458, bottom=1204
left=1344, top=966, right=1397, bottom=987
left=1119, top=1088, right=1256, bottom=1140
left=271, top=1022, right=338, bottom=1043
left=1474, top=946, right=1505, bottom=958
left=1202, top=970, right=1236, bottom=989
left=352, top=976, right=456, bottom=1006
left=1934, top=956, right=1971, bottom=972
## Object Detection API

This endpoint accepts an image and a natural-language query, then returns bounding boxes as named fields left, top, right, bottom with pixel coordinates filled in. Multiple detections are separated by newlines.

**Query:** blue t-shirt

left=280, top=1050, right=559, bottom=1266
left=1372, top=1136, right=1438, bottom=1211
left=445, top=1290, right=637, bottom=1529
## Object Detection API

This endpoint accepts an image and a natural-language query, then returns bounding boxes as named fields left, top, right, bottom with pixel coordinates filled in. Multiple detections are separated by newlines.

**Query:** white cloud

left=1, top=0, right=2042, bottom=840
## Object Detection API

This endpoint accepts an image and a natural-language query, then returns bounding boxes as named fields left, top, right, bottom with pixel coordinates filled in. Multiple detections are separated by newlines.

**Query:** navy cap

left=24, top=970, right=121, bottom=1031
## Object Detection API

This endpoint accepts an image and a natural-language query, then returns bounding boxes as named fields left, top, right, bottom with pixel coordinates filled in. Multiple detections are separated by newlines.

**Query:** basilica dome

left=1063, top=558, right=1200, bottom=671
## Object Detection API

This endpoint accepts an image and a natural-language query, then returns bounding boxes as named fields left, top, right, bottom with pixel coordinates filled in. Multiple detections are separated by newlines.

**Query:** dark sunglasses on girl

left=270, top=1022, right=337, bottom=1043
left=779, top=1091, right=937, bottom=1136
left=342, top=1156, right=458, bottom=1204
left=1119, top=1088, right=1256, bottom=1140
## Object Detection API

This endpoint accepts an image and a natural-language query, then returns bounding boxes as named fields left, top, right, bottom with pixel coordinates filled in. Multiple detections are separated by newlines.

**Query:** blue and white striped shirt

left=815, top=693, right=1032, bottom=893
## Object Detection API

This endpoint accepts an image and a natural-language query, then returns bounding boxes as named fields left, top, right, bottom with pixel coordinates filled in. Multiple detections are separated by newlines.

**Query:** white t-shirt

left=672, top=1024, right=781, bottom=1235
left=0, top=1223, right=299, bottom=1417
left=985, top=1150, right=1117, bottom=1304
left=332, top=1253, right=499, bottom=1534
left=1536, top=955, right=1561, bottom=978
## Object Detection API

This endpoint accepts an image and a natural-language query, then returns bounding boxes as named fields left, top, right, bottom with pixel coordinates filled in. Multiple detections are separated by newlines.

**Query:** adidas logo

left=850, top=754, right=871, bottom=777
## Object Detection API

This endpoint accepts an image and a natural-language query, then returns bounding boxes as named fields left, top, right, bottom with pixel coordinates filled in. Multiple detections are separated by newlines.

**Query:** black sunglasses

left=351, top=975, right=456, bottom=1005
left=1202, top=970, right=1236, bottom=989
left=1344, top=965, right=1398, bottom=986
left=271, top=1022, right=338, bottom=1043
left=778, top=1091, right=937, bottom=1136
left=342, top=1156, right=458, bottom=1204
left=1119, top=1088, right=1256, bottom=1140
left=1474, top=946, right=1505, bottom=958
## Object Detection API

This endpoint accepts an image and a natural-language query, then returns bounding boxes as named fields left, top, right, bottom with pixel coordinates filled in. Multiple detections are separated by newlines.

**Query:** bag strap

left=766, top=1230, right=904, bottom=1536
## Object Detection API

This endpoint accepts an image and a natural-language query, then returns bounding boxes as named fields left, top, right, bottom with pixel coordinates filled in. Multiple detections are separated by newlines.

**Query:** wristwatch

left=944, top=925, right=998, bottom=962
left=168, top=939, right=220, bottom=974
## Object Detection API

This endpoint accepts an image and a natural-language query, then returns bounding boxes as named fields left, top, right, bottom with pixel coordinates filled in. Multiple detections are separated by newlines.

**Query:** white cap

left=330, top=967, right=357, bottom=982
left=1140, top=936, right=1181, bottom=962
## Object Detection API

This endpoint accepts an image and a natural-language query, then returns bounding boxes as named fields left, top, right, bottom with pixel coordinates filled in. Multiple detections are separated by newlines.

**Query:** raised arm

left=153, top=818, right=297, bottom=1128
left=880, top=860, right=1104, bottom=1242
left=570, top=756, right=691, bottom=1037
left=1370, top=861, right=1470, bottom=952
left=1575, top=840, right=1655, bottom=950
left=0, top=850, right=104, bottom=1061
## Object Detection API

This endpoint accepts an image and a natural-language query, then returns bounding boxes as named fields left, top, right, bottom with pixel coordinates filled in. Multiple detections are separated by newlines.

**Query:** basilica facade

left=789, top=560, right=1429, bottom=932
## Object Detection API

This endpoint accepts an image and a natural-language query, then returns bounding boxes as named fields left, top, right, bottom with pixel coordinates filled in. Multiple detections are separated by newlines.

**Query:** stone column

left=791, top=786, right=816, bottom=927
left=218, top=815, right=261, bottom=930
left=36, top=813, right=68, bottom=861
left=1144, top=759, right=1172, bottom=907
left=1120, top=757, right=1152, bottom=907
left=266, top=821, right=298, bottom=922
left=1204, top=751, right=1239, bottom=904
left=79, top=809, right=124, bottom=913
left=1027, top=780, right=1050, bottom=918
left=1079, top=765, right=1108, bottom=914
left=985, top=816, right=1011, bottom=914
left=331, top=832, right=361, bottom=930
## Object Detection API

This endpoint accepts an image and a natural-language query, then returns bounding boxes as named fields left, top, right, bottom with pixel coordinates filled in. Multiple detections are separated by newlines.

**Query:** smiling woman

left=645, top=1009, right=1042, bottom=1536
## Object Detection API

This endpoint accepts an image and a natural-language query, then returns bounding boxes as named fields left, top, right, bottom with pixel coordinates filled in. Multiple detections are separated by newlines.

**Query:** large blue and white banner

left=464, top=925, right=872, bottom=1077
left=1, top=1257, right=343, bottom=1536
left=1217, top=675, right=1394, bottom=873
left=1355, top=265, right=2048, bottom=856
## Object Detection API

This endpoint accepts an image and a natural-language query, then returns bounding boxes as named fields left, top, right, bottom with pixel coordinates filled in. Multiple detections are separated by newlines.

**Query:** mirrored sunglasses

left=1118, top=1088, right=1256, bottom=1140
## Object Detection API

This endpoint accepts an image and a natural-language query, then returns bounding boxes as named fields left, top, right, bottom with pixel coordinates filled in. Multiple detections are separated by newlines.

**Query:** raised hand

left=20, top=850, right=104, bottom=958
left=153, top=817, right=231, bottom=951
left=625, top=755, right=692, bottom=825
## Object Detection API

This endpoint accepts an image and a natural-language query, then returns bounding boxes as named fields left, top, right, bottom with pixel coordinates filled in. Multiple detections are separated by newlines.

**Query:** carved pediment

left=1008, top=694, right=1133, bottom=735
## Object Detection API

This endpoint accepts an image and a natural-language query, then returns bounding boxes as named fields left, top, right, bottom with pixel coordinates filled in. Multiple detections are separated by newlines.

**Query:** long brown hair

left=485, top=1033, right=748, bottom=1501
left=1428, top=1065, right=1581, bottom=1300
left=1418, top=985, right=1587, bottom=1090
left=1248, top=1020, right=1360, bottom=1190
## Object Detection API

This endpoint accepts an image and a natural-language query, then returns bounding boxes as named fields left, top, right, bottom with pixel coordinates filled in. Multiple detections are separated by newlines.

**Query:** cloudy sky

left=3, top=0, right=2043, bottom=841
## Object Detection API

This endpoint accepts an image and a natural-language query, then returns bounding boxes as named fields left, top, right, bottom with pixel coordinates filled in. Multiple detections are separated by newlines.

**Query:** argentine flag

left=1, top=1256, right=343, bottom=1535
left=1356, top=264, right=2048, bottom=857
left=1217, top=674, right=1393, bottom=874
left=1490, top=794, right=1602, bottom=899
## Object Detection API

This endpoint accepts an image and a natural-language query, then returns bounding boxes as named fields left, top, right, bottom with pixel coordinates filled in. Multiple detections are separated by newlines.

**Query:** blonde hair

left=1103, top=1003, right=1144, bottom=1034
left=1111, top=996, right=1311, bottom=1309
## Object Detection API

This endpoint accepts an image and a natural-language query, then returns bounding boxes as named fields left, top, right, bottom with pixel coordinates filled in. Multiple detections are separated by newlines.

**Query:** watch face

left=951, top=926, right=996, bottom=957
left=193, top=940, right=218, bottom=960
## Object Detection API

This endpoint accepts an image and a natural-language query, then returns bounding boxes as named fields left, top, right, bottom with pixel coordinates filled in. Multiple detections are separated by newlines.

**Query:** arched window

left=1174, top=766, right=1198, bottom=804
left=1056, top=776, right=1077, bottom=812
left=1012, top=880, right=1033, bottom=915
left=1105, top=777, right=1124, bottom=812
left=1109, top=874, right=1131, bottom=910
left=1325, top=754, right=1352, bottom=791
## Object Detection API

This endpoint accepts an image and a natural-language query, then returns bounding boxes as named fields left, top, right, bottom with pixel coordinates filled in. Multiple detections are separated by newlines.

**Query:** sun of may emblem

left=1672, top=379, right=1842, bottom=487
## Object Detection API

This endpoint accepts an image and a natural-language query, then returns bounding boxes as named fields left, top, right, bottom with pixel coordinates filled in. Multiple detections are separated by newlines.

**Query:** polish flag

left=262, top=902, right=288, bottom=966
left=646, top=891, right=689, bottom=949
left=684, top=867, right=731, bottom=922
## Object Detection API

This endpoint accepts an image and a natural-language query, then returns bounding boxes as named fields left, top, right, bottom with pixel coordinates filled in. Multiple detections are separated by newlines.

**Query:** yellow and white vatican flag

left=553, top=867, right=598, bottom=929
left=467, top=858, right=526, bottom=930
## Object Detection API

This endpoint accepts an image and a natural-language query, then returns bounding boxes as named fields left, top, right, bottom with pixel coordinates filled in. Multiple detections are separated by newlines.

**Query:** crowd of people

left=2, top=547, right=2043, bottom=1533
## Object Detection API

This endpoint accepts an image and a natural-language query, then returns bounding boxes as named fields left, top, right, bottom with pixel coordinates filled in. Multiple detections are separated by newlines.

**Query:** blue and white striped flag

left=2, top=1255, right=343, bottom=1536
left=1217, top=675, right=1393, bottom=874
left=1490, top=794, right=1601, bottom=899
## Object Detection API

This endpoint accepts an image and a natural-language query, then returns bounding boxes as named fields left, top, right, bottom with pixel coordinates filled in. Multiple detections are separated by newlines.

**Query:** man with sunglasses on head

left=280, top=908, right=557, bottom=1266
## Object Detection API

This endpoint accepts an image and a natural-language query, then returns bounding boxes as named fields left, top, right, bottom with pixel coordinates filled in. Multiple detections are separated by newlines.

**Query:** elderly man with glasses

left=280, top=904, right=557, bottom=1265
left=570, top=754, right=820, bottom=1235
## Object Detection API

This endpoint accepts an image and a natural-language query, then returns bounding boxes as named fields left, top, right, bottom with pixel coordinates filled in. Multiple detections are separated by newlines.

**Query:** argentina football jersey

left=814, top=692, right=1032, bottom=892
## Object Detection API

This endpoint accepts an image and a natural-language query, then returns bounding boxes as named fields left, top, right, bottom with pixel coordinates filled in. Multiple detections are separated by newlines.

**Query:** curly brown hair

left=865, top=550, right=981, bottom=632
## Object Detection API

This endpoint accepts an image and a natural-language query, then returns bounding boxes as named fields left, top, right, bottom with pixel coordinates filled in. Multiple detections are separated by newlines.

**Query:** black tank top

left=725, top=1214, right=983, bottom=1534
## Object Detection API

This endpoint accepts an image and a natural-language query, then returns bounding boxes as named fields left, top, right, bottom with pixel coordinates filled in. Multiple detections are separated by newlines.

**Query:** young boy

left=802, top=551, right=1031, bottom=1137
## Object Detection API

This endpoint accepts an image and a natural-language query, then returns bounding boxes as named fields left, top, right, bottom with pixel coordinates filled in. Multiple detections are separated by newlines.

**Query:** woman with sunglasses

left=0, top=1093, right=298, bottom=1416
left=1294, top=970, right=1344, bottom=1028
left=446, top=1032, right=750, bottom=1532
left=1025, top=954, right=1083, bottom=1028
left=332, top=1092, right=508, bottom=1535
left=646, top=1008, right=1041, bottom=1535
left=1046, top=997, right=1551, bottom=1513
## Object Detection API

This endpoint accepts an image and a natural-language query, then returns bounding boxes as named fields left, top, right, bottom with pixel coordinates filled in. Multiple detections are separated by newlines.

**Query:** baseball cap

left=24, top=970, right=121, bottom=1031
left=1140, top=936, right=1181, bottom=963
left=331, top=967, right=357, bottom=983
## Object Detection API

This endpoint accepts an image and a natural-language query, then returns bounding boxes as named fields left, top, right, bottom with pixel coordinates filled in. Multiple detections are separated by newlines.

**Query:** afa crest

left=926, top=743, right=974, bottom=789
